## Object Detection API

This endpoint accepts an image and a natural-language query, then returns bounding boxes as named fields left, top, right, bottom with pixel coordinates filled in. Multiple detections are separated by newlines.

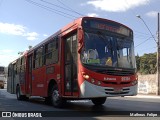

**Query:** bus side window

left=45, top=38, right=58, bottom=65
left=34, top=46, right=44, bottom=69
left=29, top=55, right=33, bottom=72
left=14, top=63, right=17, bottom=75
left=21, top=57, right=25, bottom=72
left=17, top=59, right=21, bottom=74
left=34, top=50, right=38, bottom=68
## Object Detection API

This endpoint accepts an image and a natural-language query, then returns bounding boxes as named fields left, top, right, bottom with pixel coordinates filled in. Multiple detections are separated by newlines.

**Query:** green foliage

left=136, top=53, right=157, bottom=74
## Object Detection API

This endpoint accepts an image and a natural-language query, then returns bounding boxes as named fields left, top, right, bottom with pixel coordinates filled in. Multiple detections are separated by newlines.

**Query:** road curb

left=126, top=94, right=160, bottom=99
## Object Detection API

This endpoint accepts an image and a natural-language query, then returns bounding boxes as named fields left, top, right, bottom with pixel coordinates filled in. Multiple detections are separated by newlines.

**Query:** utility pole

left=157, top=12, right=160, bottom=95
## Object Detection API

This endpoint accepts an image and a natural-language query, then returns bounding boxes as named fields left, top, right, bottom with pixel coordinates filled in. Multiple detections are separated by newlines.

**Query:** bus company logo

left=104, top=77, right=116, bottom=81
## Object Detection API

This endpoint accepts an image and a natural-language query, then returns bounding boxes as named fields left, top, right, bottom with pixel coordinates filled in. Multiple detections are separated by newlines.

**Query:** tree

left=136, top=52, right=156, bottom=74
left=135, top=54, right=140, bottom=72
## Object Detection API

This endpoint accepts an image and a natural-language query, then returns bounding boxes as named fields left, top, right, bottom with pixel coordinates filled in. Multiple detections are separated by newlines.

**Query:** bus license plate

left=114, top=88, right=122, bottom=93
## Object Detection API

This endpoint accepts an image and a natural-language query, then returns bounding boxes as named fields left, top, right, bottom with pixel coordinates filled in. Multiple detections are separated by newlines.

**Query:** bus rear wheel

left=16, top=86, right=28, bottom=101
left=50, top=85, right=65, bottom=108
left=91, top=97, right=106, bottom=105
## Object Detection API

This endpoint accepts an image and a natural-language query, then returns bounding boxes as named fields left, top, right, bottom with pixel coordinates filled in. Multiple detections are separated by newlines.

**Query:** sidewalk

left=126, top=94, right=160, bottom=99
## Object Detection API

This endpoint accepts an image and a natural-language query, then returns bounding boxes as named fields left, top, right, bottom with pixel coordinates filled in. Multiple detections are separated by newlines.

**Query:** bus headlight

left=82, top=72, right=90, bottom=80
left=83, top=75, right=89, bottom=79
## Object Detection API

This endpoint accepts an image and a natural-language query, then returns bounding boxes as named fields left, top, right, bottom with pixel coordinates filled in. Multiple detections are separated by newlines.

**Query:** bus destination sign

left=83, top=19, right=132, bottom=37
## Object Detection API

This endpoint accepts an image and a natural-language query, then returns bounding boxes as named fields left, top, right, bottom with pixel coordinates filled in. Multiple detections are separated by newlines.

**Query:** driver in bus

left=87, top=49, right=99, bottom=59
left=82, top=48, right=99, bottom=64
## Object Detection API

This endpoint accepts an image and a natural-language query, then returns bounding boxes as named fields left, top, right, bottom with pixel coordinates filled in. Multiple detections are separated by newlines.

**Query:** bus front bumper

left=80, top=80, right=137, bottom=98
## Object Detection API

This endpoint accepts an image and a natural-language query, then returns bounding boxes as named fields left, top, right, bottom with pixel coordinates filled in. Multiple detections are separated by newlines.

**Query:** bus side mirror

left=78, top=27, right=84, bottom=53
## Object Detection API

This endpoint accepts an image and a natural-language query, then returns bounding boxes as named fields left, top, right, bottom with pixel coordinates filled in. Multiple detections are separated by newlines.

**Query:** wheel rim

left=52, top=89, right=59, bottom=103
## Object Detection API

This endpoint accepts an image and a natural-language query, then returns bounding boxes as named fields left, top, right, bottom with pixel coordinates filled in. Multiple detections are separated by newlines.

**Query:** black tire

left=16, top=86, right=28, bottom=101
left=45, top=97, right=51, bottom=105
left=91, top=97, right=106, bottom=105
left=50, top=85, right=65, bottom=108
left=1, top=86, right=4, bottom=89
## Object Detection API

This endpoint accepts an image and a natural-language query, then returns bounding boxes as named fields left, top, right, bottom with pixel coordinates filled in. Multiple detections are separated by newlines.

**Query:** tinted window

left=45, top=38, right=58, bottom=65
left=34, top=46, right=44, bottom=68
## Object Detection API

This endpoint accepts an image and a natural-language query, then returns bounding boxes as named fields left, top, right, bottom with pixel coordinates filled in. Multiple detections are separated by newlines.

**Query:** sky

left=0, top=0, right=159, bottom=67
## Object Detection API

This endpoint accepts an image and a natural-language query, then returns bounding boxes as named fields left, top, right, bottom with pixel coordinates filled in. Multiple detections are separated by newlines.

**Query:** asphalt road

left=0, top=89, right=160, bottom=120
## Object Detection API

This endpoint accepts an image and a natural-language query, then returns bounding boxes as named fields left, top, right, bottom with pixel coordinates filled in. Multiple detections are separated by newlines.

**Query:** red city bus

left=7, top=17, right=137, bottom=107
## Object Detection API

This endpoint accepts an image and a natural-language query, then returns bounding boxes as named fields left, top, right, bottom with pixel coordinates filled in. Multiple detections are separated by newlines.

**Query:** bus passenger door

left=27, top=54, right=33, bottom=95
left=64, top=34, right=78, bottom=96
left=12, top=63, right=16, bottom=94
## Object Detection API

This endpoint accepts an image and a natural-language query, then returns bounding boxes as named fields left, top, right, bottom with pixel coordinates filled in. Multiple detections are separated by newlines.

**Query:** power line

left=25, top=0, right=76, bottom=19
left=137, top=15, right=157, bottom=44
left=135, top=37, right=152, bottom=48
left=134, top=34, right=150, bottom=39
left=40, top=0, right=83, bottom=17
left=26, top=0, right=77, bottom=18
left=134, top=31, right=156, bottom=40
left=134, top=30, right=151, bottom=36
left=139, top=46, right=156, bottom=53
left=57, top=0, right=84, bottom=16
left=25, top=0, right=73, bottom=19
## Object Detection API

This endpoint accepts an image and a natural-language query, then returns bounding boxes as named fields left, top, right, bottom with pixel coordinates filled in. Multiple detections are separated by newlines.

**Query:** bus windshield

left=81, top=30, right=136, bottom=69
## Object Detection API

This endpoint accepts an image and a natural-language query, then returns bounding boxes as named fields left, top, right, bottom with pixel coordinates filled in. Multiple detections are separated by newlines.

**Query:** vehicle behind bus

left=0, top=66, right=5, bottom=89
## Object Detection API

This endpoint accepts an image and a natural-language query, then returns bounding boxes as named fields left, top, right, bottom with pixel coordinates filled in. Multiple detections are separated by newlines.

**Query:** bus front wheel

left=91, top=97, right=106, bottom=105
left=50, top=85, right=65, bottom=108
